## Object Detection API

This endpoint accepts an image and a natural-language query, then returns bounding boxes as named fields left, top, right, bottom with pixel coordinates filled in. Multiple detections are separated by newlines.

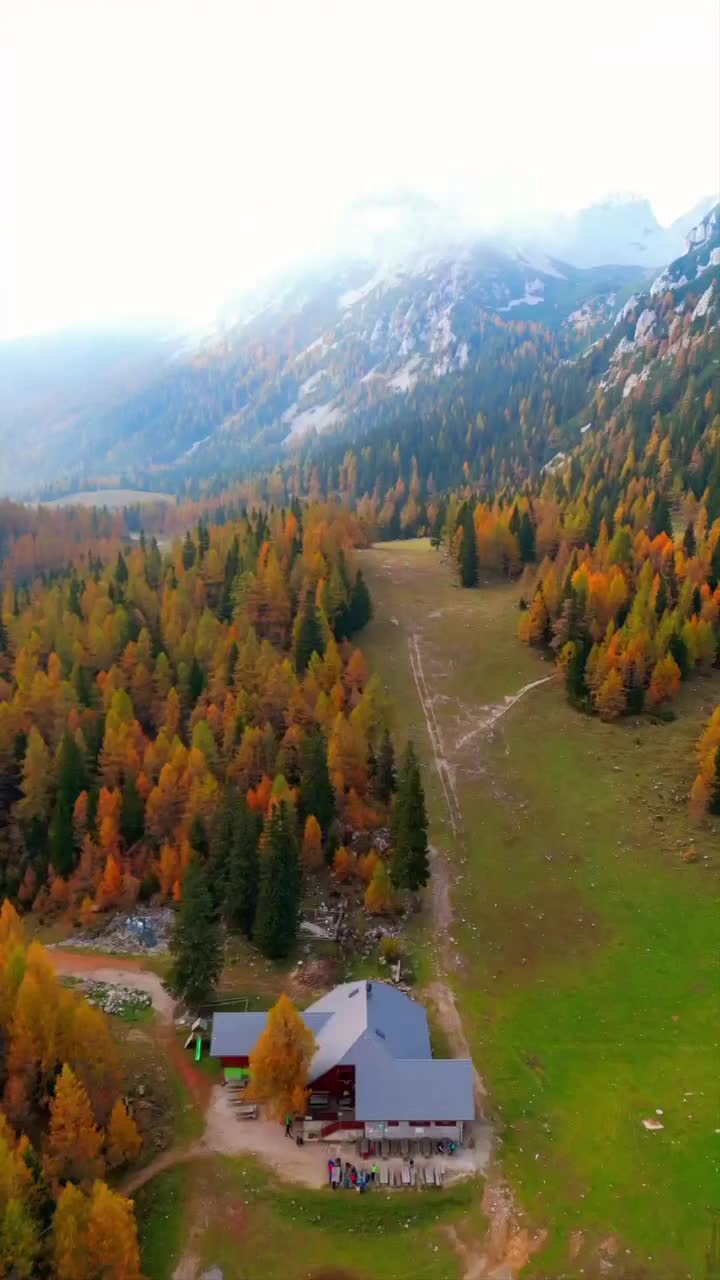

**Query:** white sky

left=1, top=0, right=719, bottom=338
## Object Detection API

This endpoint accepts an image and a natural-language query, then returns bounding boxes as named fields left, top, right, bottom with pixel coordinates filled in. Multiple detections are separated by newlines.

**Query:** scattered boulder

left=80, top=980, right=152, bottom=1017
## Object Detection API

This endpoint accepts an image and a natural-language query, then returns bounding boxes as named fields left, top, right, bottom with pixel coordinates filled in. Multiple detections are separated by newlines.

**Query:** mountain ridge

left=1, top=195, right=717, bottom=501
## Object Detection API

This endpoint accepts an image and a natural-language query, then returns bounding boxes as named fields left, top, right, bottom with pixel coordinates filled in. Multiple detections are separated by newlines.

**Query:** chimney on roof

left=366, top=982, right=372, bottom=997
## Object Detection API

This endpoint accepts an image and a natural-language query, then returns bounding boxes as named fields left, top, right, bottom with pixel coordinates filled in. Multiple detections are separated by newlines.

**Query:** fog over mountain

left=2, top=193, right=717, bottom=499
left=2, top=0, right=718, bottom=339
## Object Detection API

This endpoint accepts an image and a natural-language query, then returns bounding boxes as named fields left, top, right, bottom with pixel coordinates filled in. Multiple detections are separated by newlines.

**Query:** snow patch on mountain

left=615, top=295, right=640, bottom=325
left=389, top=356, right=421, bottom=392
left=686, top=207, right=718, bottom=248
left=181, top=433, right=213, bottom=459
left=623, top=366, right=650, bottom=398
left=299, top=371, right=323, bottom=397
left=430, top=308, right=454, bottom=353
left=542, top=451, right=566, bottom=473
left=692, top=283, right=714, bottom=321
left=514, top=249, right=567, bottom=280
left=499, top=278, right=545, bottom=310
left=338, top=273, right=384, bottom=311
left=294, top=335, right=331, bottom=363
left=284, top=401, right=344, bottom=439
left=634, top=309, right=656, bottom=342
left=650, top=269, right=689, bottom=297
left=696, top=247, right=720, bottom=276
left=455, top=341, right=469, bottom=369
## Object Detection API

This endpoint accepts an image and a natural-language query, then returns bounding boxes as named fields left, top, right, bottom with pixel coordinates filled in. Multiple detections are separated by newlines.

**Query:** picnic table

left=233, top=1103, right=258, bottom=1120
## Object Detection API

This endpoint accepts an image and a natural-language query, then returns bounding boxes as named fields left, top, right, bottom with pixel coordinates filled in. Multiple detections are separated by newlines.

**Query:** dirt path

left=52, top=949, right=332, bottom=1191
left=454, top=675, right=554, bottom=751
left=406, top=630, right=551, bottom=1277
left=120, top=1114, right=329, bottom=1198
left=50, top=951, right=176, bottom=1023
left=409, top=633, right=464, bottom=834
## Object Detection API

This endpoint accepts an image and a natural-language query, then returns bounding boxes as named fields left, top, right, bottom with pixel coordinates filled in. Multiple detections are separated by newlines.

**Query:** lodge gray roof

left=356, top=1055, right=475, bottom=1122
left=209, top=981, right=474, bottom=1122
left=307, top=980, right=432, bottom=1078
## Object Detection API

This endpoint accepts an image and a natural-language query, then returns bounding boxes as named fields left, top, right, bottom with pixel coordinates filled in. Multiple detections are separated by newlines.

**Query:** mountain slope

left=0, top=329, right=171, bottom=496
left=19, top=248, right=643, bottom=496
left=285, top=201, right=720, bottom=534
left=3, top=197, right=716, bottom=502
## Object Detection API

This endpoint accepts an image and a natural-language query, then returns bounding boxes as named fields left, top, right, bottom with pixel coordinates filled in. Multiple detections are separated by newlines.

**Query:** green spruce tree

left=299, top=731, right=335, bottom=835
left=253, top=802, right=301, bottom=959
left=518, top=511, right=536, bottom=564
left=182, top=531, right=197, bottom=570
left=114, top=551, right=129, bottom=588
left=169, top=857, right=223, bottom=1006
left=49, top=794, right=75, bottom=876
left=120, top=773, right=145, bottom=847
left=565, top=638, right=591, bottom=708
left=188, top=656, right=204, bottom=701
left=294, top=597, right=326, bottom=673
left=390, top=742, right=430, bottom=892
left=347, top=571, right=372, bottom=634
left=459, top=505, right=478, bottom=588
left=207, top=788, right=238, bottom=908
left=57, top=729, right=88, bottom=802
left=225, top=799, right=261, bottom=937
left=374, top=728, right=397, bottom=804
left=49, top=730, right=89, bottom=874
left=711, top=748, right=720, bottom=816
left=430, top=501, right=446, bottom=550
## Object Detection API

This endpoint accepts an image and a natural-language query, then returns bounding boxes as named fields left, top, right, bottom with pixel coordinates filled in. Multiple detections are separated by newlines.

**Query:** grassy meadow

left=135, top=1156, right=475, bottom=1280
left=358, top=538, right=720, bottom=1277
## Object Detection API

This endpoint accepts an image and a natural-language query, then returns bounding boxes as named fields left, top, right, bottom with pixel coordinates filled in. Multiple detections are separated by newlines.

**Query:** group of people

left=328, top=1157, right=377, bottom=1191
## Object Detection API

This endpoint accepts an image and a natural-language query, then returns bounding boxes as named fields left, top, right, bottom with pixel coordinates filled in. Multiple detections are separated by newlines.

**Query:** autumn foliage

left=519, top=515, right=720, bottom=719
left=248, top=993, right=316, bottom=1120
left=689, top=704, right=720, bottom=819
left=0, top=903, right=144, bottom=1277
left=0, top=503, right=379, bottom=925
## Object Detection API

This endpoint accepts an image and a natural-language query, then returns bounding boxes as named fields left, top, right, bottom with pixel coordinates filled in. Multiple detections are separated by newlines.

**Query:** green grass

left=169, top=1065, right=205, bottom=1144
left=192, top=1044, right=224, bottom=1081
left=427, top=1007, right=453, bottom=1060
left=112, top=1001, right=154, bottom=1025
left=135, top=1165, right=189, bottom=1280
left=135, top=1157, right=476, bottom=1280
left=358, top=539, right=720, bottom=1277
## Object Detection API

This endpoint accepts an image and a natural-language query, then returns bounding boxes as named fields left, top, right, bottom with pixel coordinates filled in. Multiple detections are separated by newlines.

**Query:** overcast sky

left=1, top=0, right=718, bottom=338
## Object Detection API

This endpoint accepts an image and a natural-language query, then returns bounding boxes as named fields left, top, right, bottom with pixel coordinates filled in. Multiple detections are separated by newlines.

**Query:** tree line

left=0, top=499, right=432, bottom=990
left=0, top=903, right=144, bottom=1278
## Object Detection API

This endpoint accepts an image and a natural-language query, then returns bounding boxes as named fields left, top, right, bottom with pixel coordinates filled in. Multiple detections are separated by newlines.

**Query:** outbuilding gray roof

left=209, top=1011, right=330, bottom=1058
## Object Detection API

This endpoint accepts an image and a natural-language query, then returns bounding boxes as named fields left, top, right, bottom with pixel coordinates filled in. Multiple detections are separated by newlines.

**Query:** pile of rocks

left=63, top=907, right=174, bottom=955
left=82, top=981, right=152, bottom=1017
